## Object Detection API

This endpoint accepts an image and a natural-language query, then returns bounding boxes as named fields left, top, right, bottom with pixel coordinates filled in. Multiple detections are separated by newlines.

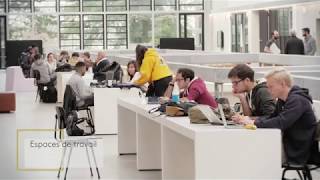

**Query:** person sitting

left=68, top=52, right=80, bottom=66
left=93, top=51, right=110, bottom=74
left=133, top=45, right=172, bottom=97
left=57, top=50, right=69, bottom=67
left=233, top=68, right=317, bottom=165
left=82, top=52, right=93, bottom=71
left=30, top=54, right=56, bottom=85
left=124, top=60, right=139, bottom=82
left=67, top=62, right=94, bottom=107
left=46, top=52, right=57, bottom=74
left=228, top=64, right=276, bottom=120
left=164, top=68, right=218, bottom=109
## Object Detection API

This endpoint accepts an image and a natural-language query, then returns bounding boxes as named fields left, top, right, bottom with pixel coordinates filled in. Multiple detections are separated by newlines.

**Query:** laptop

left=218, top=104, right=243, bottom=129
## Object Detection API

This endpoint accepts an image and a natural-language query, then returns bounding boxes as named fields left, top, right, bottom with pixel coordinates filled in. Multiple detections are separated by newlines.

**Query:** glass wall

left=231, top=13, right=248, bottom=53
left=1, top=0, right=204, bottom=51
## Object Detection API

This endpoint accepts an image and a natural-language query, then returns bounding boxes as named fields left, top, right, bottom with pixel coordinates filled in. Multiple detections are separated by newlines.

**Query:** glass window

left=106, top=0, right=126, bottom=11
left=154, top=0, right=176, bottom=11
left=34, top=15, right=59, bottom=51
left=82, top=0, right=103, bottom=12
left=154, top=14, right=177, bottom=46
left=231, top=13, right=248, bottom=53
left=9, top=0, right=32, bottom=13
left=59, top=0, right=79, bottom=12
left=8, top=15, right=33, bottom=40
left=83, top=15, right=104, bottom=50
left=129, top=0, right=151, bottom=11
left=129, top=14, right=152, bottom=47
left=106, top=14, right=127, bottom=49
left=179, top=0, right=203, bottom=11
left=34, top=0, right=56, bottom=12
left=0, top=0, right=5, bottom=12
left=59, top=15, right=80, bottom=50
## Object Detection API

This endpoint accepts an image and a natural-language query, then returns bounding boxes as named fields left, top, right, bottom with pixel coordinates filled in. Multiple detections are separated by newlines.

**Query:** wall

left=212, top=12, right=231, bottom=52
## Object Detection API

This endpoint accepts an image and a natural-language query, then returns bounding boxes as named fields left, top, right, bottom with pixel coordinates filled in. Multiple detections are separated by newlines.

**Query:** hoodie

left=30, top=59, right=56, bottom=84
left=134, top=48, right=172, bottom=85
left=255, top=85, right=317, bottom=164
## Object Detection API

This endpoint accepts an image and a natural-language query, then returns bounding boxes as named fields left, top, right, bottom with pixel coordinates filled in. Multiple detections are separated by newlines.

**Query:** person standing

left=284, top=30, right=305, bottom=55
left=302, top=27, right=317, bottom=56
left=264, top=30, right=280, bottom=54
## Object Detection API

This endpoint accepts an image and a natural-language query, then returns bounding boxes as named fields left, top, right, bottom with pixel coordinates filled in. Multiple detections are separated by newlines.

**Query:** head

left=176, top=68, right=195, bottom=89
left=75, top=61, right=87, bottom=76
left=135, top=44, right=148, bottom=68
left=72, top=52, right=79, bottom=58
left=265, top=68, right=293, bottom=100
left=30, top=45, right=38, bottom=54
left=272, top=30, right=280, bottom=40
left=82, top=52, right=90, bottom=61
left=34, top=54, right=42, bottom=61
left=127, top=60, right=137, bottom=78
left=302, top=27, right=310, bottom=37
left=290, top=30, right=296, bottom=37
left=47, top=53, right=55, bottom=62
left=228, top=64, right=255, bottom=93
left=96, top=51, right=107, bottom=62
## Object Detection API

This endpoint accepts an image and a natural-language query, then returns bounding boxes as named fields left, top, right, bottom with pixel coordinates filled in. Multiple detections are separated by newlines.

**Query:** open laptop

left=218, top=104, right=243, bottom=129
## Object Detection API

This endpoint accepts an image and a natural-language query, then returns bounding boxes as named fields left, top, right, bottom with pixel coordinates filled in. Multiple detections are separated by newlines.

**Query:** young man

left=302, top=27, right=317, bottom=56
left=67, top=62, right=94, bottom=107
left=30, top=54, right=56, bottom=85
left=228, top=64, right=275, bottom=120
left=234, top=68, right=317, bottom=165
left=264, top=30, right=280, bottom=54
left=164, top=68, right=217, bottom=108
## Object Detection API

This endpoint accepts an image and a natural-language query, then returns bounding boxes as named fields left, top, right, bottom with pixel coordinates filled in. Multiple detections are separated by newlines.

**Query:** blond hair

left=265, top=68, right=293, bottom=87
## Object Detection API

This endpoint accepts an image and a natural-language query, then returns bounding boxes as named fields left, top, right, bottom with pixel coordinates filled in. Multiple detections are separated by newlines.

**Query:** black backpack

left=66, top=111, right=95, bottom=136
left=41, top=85, right=57, bottom=103
left=94, top=61, right=123, bottom=82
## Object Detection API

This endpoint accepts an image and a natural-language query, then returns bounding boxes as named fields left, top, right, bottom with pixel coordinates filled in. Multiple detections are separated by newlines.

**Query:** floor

left=0, top=69, right=320, bottom=180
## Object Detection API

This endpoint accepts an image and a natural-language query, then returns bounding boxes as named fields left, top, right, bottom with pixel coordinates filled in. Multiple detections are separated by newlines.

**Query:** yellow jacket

left=134, top=48, right=172, bottom=85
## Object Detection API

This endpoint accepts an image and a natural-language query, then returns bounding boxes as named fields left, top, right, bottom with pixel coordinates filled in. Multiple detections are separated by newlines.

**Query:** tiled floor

left=0, top=69, right=319, bottom=180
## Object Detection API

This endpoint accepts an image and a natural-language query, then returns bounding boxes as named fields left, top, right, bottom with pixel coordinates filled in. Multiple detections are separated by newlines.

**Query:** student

left=57, top=50, right=69, bottom=67
left=82, top=52, right=93, bottom=71
left=126, top=60, right=138, bottom=81
left=67, top=62, right=94, bottom=107
left=264, top=30, right=280, bottom=54
left=30, top=54, right=56, bottom=84
left=68, top=52, right=80, bottom=66
left=133, top=45, right=172, bottom=97
left=46, top=52, right=57, bottom=73
left=164, top=68, right=218, bottom=108
left=302, top=27, right=317, bottom=56
left=228, top=64, right=275, bottom=120
left=233, top=68, right=317, bottom=165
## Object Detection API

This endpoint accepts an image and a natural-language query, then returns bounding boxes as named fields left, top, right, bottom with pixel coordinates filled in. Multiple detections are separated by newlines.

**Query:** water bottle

left=171, top=82, right=180, bottom=103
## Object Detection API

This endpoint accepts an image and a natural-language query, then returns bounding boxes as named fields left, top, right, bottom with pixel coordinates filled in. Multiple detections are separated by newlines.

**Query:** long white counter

left=117, top=97, right=282, bottom=179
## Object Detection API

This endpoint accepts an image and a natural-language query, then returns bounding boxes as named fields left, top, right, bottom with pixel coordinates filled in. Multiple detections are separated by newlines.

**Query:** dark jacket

left=255, top=86, right=317, bottom=164
left=93, top=58, right=110, bottom=74
left=248, top=81, right=276, bottom=117
left=285, top=36, right=305, bottom=55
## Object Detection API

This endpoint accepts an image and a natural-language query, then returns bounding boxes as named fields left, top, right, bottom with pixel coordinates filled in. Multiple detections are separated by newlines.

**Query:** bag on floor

left=66, top=111, right=95, bottom=136
left=41, top=85, right=57, bottom=103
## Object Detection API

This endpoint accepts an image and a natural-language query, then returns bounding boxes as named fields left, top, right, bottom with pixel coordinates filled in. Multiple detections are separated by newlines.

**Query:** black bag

left=55, top=63, right=72, bottom=72
left=148, top=101, right=197, bottom=116
left=66, top=111, right=95, bottom=136
left=94, top=61, right=123, bottom=82
left=41, top=85, right=57, bottom=103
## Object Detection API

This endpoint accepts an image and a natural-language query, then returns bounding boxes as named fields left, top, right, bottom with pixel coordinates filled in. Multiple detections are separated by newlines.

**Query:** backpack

left=148, top=101, right=197, bottom=117
left=55, top=63, right=72, bottom=72
left=41, top=85, right=57, bottom=103
left=66, top=111, right=95, bottom=136
left=94, top=61, right=123, bottom=82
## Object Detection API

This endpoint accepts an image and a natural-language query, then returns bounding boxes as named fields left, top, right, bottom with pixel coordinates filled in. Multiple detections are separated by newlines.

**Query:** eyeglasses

left=176, top=78, right=184, bottom=82
left=231, top=79, right=244, bottom=86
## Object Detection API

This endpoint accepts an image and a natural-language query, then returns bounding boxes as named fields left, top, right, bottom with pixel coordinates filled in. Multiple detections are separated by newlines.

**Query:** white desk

left=94, top=87, right=141, bottom=134
left=56, top=72, right=93, bottom=103
left=118, top=97, right=282, bottom=179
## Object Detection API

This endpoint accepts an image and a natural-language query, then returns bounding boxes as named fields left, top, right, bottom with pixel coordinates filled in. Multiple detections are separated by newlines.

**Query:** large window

left=83, top=15, right=104, bottom=50
left=129, top=14, right=152, bottom=47
left=154, top=0, right=176, bottom=11
left=0, top=0, right=5, bottom=12
left=129, top=0, right=151, bottom=11
left=106, top=0, right=126, bottom=11
left=106, top=14, right=127, bottom=49
left=82, top=0, right=103, bottom=12
left=9, top=0, right=31, bottom=13
left=59, top=15, right=80, bottom=50
left=154, top=14, right=177, bottom=46
left=179, top=0, right=203, bottom=11
left=8, top=15, right=32, bottom=40
left=231, top=13, right=248, bottom=53
left=34, top=0, right=56, bottom=12
left=59, top=0, right=79, bottom=12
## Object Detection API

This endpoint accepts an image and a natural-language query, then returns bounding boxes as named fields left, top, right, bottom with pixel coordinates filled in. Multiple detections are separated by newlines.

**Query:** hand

left=180, top=97, right=189, bottom=103
left=232, top=115, right=254, bottom=125
left=232, top=90, right=246, bottom=99
left=159, top=96, right=170, bottom=104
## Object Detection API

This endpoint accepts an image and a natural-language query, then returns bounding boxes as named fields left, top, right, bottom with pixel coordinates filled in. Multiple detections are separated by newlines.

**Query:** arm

left=310, top=39, right=317, bottom=55
left=164, top=82, right=174, bottom=98
left=76, top=78, right=93, bottom=100
left=134, top=57, right=153, bottom=86
left=238, top=94, right=252, bottom=116
left=256, top=88, right=276, bottom=117
left=264, top=46, right=271, bottom=53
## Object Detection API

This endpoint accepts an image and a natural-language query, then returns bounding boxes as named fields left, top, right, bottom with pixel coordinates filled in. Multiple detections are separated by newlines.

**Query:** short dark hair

left=72, top=52, right=80, bottom=57
left=177, top=68, right=195, bottom=81
left=83, top=52, right=90, bottom=58
left=34, top=54, right=42, bottom=60
left=75, top=61, right=86, bottom=69
left=302, top=27, right=310, bottom=34
left=228, top=64, right=255, bottom=82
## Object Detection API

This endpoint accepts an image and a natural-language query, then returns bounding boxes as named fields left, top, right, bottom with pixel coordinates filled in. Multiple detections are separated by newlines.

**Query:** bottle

left=171, top=82, right=180, bottom=103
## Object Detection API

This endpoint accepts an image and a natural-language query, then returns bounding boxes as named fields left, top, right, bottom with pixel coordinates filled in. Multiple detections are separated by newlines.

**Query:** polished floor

left=0, top=70, right=319, bottom=180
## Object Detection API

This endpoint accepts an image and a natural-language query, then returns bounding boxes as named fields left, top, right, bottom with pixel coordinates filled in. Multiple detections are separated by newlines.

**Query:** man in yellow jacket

left=133, top=45, right=172, bottom=97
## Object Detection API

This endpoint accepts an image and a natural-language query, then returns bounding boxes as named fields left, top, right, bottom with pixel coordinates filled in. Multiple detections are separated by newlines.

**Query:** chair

left=55, top=106, right=100, bottom=180
left=0, top=92, right=16, bottom=112
left=63, top=85, right=94, bottom=124
left=33, top=70, right=54, bottom=102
